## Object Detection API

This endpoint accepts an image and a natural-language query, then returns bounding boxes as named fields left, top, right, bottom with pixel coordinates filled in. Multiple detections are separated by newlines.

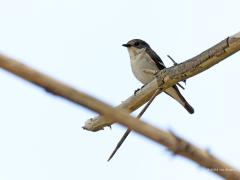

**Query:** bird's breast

left=130, top=54, right=159, bottom=84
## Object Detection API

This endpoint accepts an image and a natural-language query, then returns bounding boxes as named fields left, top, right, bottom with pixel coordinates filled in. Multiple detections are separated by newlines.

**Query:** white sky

left=0, top=0, right=240, bottom=179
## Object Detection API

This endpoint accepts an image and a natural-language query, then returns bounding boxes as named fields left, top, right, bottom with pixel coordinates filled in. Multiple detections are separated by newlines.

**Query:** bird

left=122, top=39, right=194, bottom=114
left=107, top=39, right=194, bottom=161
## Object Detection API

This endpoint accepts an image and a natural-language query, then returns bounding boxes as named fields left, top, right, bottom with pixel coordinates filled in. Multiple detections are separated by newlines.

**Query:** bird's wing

left=146, top=48, right=166, bottom=70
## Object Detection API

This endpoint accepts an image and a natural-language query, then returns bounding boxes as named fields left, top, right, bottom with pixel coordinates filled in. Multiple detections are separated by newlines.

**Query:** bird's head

left=122, top=39, right=150, bottom=57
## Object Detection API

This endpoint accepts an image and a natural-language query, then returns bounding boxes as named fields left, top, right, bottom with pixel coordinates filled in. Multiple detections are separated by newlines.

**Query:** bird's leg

left=134, top=69, right=158, bottom=95
left=134, top=88, right=141, bottom=95
left=134, top=84, right=146, bottom=95
left=141, top=84, right=146, bottom=89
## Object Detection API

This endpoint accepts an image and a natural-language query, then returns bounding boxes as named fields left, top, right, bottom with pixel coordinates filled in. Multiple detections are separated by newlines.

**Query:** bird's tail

left=183, top=99, right=194, bottom=114
left=164, top=85, right=194, bottom=114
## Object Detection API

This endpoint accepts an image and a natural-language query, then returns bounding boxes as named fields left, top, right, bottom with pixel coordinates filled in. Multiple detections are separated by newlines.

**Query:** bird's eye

left=134, top=42, right=140, bottom=46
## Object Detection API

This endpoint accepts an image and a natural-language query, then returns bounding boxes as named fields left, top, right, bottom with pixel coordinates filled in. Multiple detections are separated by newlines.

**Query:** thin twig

left=167, top=55, right=178, bottom=66
left=107, top=88, right=160, bottom=161
left=176, top=82, right=185, bottom=90
left=167, top=55, right=186, bottom=86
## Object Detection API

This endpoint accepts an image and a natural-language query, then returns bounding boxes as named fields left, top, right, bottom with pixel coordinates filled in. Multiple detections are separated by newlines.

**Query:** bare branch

left=84, top=32, right=240, bottom=132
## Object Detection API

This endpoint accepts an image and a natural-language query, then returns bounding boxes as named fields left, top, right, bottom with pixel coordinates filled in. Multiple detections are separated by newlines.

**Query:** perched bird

left=107, top=39, right=194, bottom=162
left=122, top=39, right=194, bottom=114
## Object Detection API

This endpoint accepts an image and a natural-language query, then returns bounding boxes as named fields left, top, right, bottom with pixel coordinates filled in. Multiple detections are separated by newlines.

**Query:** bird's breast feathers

left=129, top=48, right=159, bottom=84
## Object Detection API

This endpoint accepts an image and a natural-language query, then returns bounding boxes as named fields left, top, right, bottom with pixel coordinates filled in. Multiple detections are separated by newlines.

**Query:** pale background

left=0, top=0, right=240, bottom=179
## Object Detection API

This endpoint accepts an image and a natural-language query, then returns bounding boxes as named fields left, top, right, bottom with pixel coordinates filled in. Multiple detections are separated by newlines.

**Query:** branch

left=107, top=88, right=160, bottom=161
left=84, top=32, right=240, bottom=132
left=0, top=51, right=240, bottom=179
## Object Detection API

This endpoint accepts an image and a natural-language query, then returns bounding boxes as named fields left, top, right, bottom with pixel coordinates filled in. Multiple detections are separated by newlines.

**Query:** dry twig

left=107, top=88, right=160, bottom=161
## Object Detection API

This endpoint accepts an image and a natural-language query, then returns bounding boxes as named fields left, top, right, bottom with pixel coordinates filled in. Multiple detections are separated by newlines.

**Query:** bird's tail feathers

left=164, top=86, right=194, bottom=114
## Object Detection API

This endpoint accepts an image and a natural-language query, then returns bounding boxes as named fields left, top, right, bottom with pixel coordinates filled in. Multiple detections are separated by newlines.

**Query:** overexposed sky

left=0, top=0, right=240, bottom=179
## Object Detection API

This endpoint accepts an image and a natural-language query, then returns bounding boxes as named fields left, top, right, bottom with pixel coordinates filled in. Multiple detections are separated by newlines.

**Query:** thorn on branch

left=226, top=37, right=230, bottom=47
left=167, top=55, right=187, bottom=85
left=167, top=55, right=178, bottom=66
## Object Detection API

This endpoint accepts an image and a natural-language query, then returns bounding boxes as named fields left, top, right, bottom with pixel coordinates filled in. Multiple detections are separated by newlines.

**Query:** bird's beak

left=122, top=44, right=131, bottom=47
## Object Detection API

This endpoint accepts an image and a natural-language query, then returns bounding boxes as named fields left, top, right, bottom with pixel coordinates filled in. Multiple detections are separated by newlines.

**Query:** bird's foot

left=134, top=85, right=146, bottom=95
left=134, top=88, right=140, bottom=95
left=141, top=84, right=146, bottom=89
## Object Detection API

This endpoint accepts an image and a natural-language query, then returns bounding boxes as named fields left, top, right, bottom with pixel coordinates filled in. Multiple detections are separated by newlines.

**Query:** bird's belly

left=130, top=57, right=158, bottom=84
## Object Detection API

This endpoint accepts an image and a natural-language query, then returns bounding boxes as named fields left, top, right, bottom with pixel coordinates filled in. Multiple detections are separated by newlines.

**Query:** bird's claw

left=134, top=88, right=140, bottom=95
left=134, top=85, right=146, bottom=95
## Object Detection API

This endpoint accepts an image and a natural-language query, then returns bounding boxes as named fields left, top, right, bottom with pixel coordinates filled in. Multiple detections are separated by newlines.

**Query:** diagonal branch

left=0, top=49, right=240, bottom=179
left=107, top=88, right=160, bottom=161
left=83, top=32, right=240, bottom=132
